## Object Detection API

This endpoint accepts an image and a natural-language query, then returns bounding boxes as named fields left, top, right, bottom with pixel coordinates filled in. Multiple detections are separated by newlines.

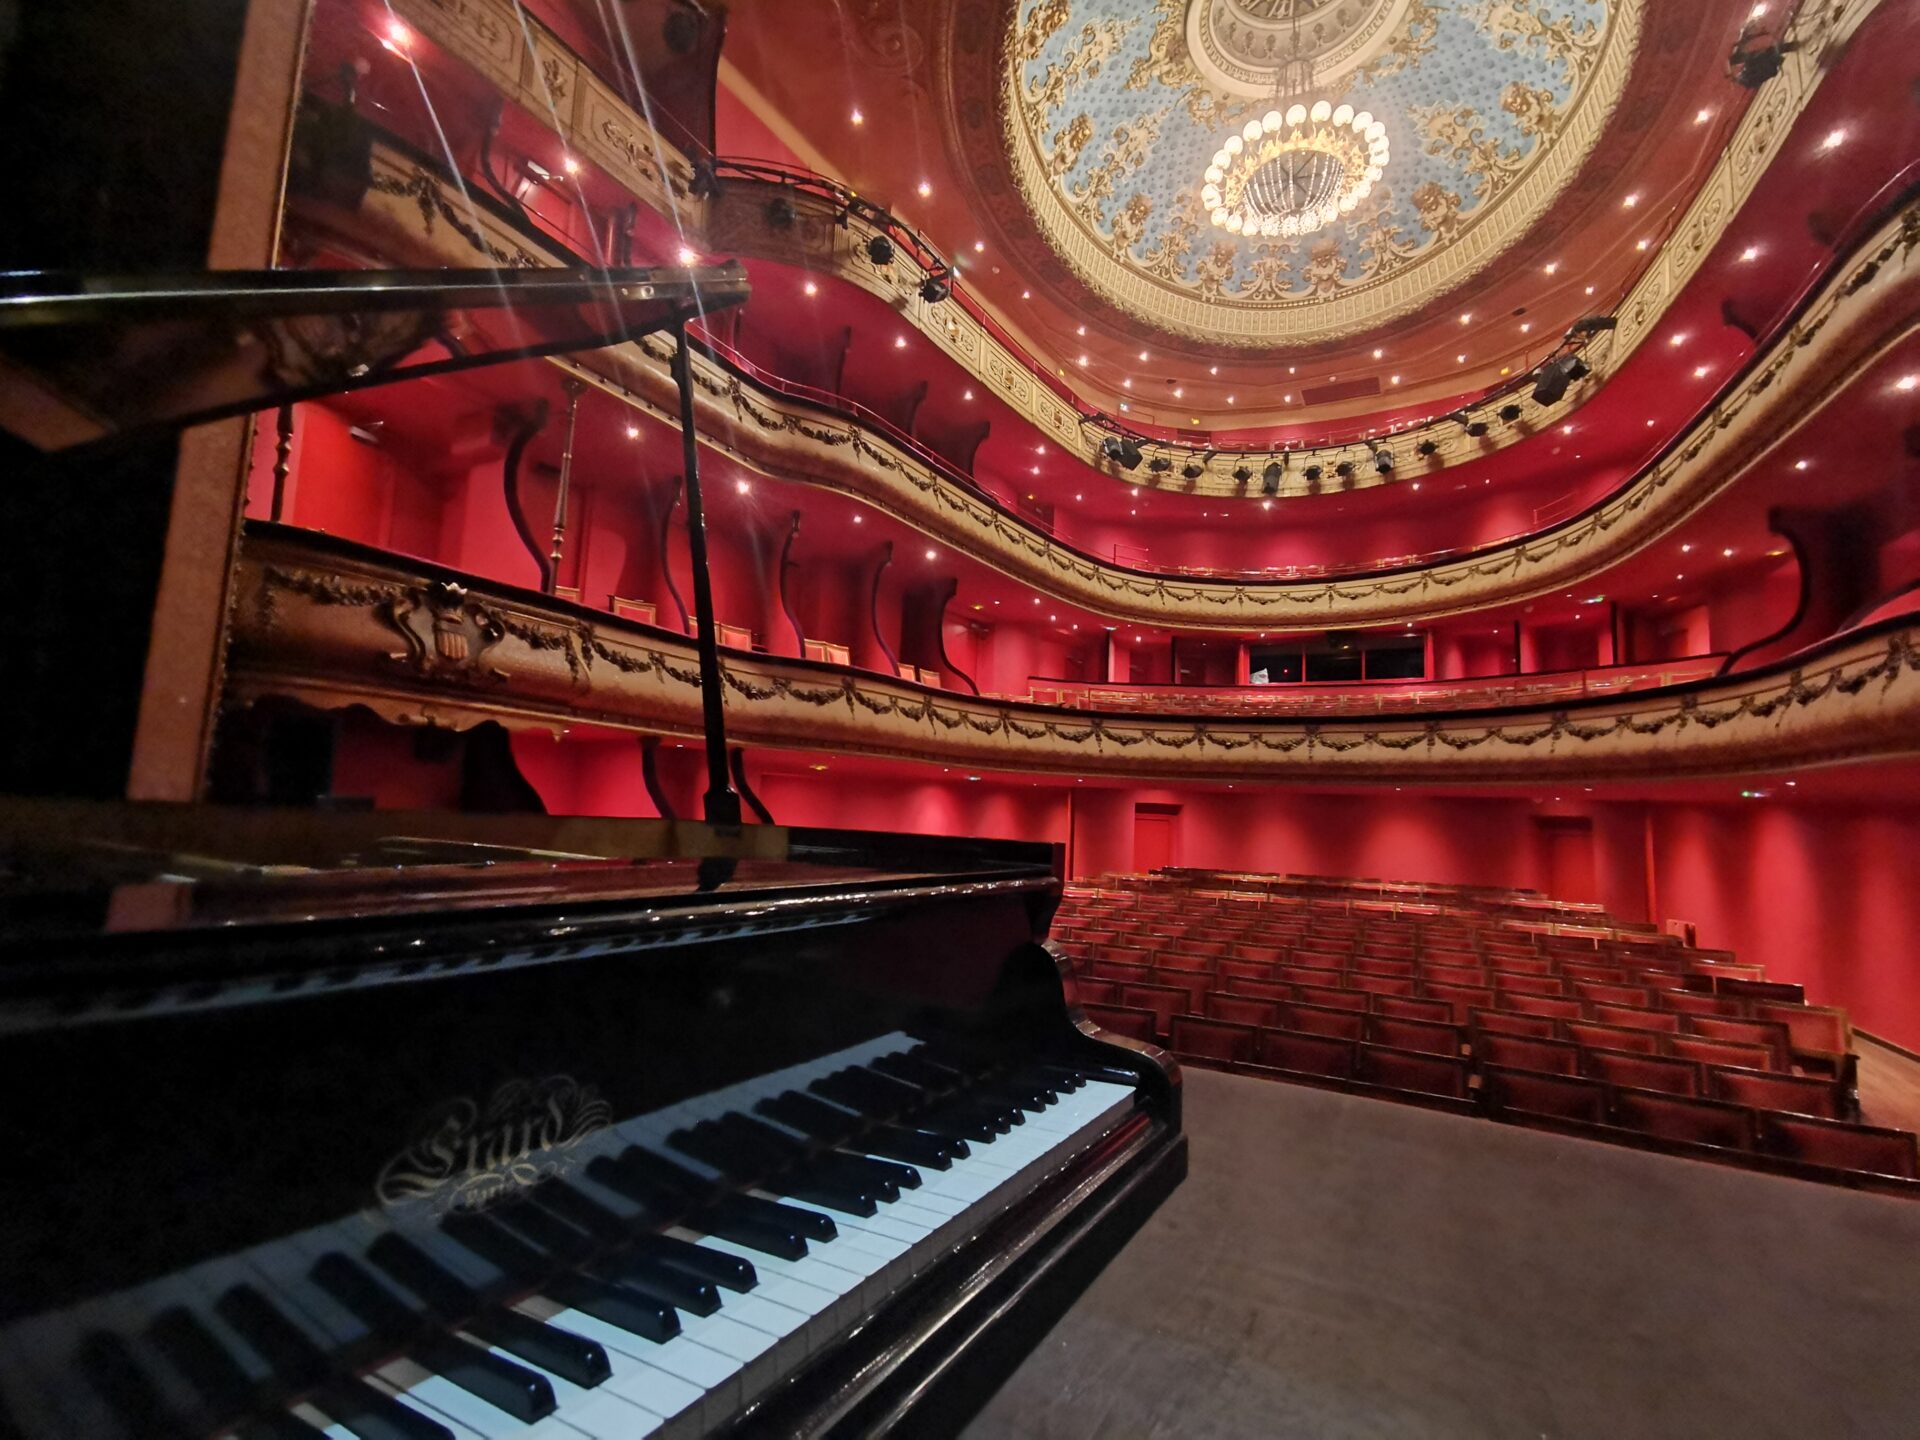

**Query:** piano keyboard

left=0, top=1033, right=1139, bottom=1440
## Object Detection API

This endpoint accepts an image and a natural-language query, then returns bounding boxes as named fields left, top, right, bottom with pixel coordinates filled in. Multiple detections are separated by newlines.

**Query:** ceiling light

left=1723, top=547, right=1735, bottom=557
left=894, top=335, right=907, bottom=348
left=1585, top=285, right=1596, bottom=295
left=916, top=180, right=932, bottom=197
left=803, top=280, right=818, bottom=296
left=865, top=234, right=894, bottom=265
left=963, top=389, right=973, bottom=400
left=1202, top=93, right=1388, bottom=239
left=1077, top=355, right=1088, bottom=366
left=1459, top=313, right=1471, bottom=324
left=1819, top=128, right=1847, bottom=151
left=1695, top=108, right=1712, bottom=124
left=1209, top=365, right=1219, bottom=375
left=1544, top=262, right=1559, bottom=275
left=1227, top=395, right=1236, bottom=404
left=1898, top=375, right=1918, bottom=391
left=925, top=548, right=937, bottom=560
left=851, top=108, right=864, bottom=125
left=1694, top=365, right=1710, bottom=378
left=1670, top=333, right=1687, bottom=346
left=383, top=19, right=413, bottom=48
left=1623, top=193, right=1639, bottom=208
left=1390, top=374, right=1400, bottom=385
left=1520, top=322, right=1532, bottom=333
left=1139, top=350, right=1149, bottom=360
left=1794, top=459, right=1808, bottom=470
left=1076, top=325, right=1085, bottom=336
left=1373, top=349, right=1383, bottom=359
left=735, top=479, right=750, bottom=493
left=1456, top=353, right=1467, bottom=364
left=853, top=514, right=862, bottom=523
left=1637, top=239, right=1649, bottom=251
left=1021, top=290, right=1030, bottom=299
left=625, top=425, right=639, bottom=439
left=1681, top=543, right=1693, bottom=553
left=1740, top=245, right=1760, bottom=262
left=973, top=240, right=985, bottom=252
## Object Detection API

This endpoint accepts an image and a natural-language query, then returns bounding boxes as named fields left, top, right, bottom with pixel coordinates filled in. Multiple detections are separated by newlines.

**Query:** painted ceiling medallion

left=1004, top=0, right=1638, bottom=347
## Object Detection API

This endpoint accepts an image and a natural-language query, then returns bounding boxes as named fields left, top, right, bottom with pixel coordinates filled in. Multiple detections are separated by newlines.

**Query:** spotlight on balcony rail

left=1101, top=436, right=1143, bottom=470
left=1335, top=460, right=1355, bottom=479
left=1466, top=419, right=1490, bottom=437
left=766, top=194, right=797, bottom=229
left=1303, top=464, right=1323, bottom=482
left=1496, top=403, right=1521, bottom=423
left=918, top=275, right=950, bottom=303
left=1182, top=462, right=1204, bottom=480
left=1569, top=314, right=1619, bottom=335
left=1729, top=23, right=1794, bottom=88
left=1531, top=353, right=1587, bottom=405
left=1232, top=463, right=1253, bottom=483
left=1148, top=455, right=1173, bottom=474
left=1416, top=439, right=1440, bottom=457
left=1260, top=461, right=1283, bottom=495
left=1373, top=449, right=1394, bottom=474
left=865, top=234, right=895, bottom=266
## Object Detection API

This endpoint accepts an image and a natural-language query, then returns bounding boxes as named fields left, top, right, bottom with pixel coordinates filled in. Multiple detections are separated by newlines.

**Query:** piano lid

left=0, top=799, right=1059, bottom=969
left=0, top=262, right=748, bottom=452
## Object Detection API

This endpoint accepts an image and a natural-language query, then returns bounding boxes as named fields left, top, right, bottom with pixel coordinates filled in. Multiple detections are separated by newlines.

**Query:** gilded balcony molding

left=296, top=163, right=1920, bottom=632
left=228, top=528, right=1920, bottom=786
left=385, top=0, right=1886, bottom=493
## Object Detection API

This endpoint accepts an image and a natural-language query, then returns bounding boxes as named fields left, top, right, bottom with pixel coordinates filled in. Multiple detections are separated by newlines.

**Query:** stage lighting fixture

left=1417, top=439, right=1440, bottom=457
left=1148, top=456, right=1173, bottom=474
left=1260, top=461, right=1283, bottom=495
left=1567, top=357, right=1591, bottom=381
left=1729, top=25, right=1793, bottom=88
left=1232, top=463, right=1253, bottom=483
left=1182, top=462, right=1205, bottom=480
left=1303, top=464, right=1323, bottom=482
left=1466, top=420, right=1490, bottom=438
left=1498, top=403, right=1523, bottom=423
left=766, top=194, right=797, bottom=229
left=1569, top=315, right=1618, bottom=335
left=1373, top=449, right=1394, bottom=474
left=865, top=234, right=895, bottom=266
left=1101, top=436, right=1143, bottom=470
left=1335, top=461, right=1355, bottom=479
left=918, top=275, right=950, bottom=303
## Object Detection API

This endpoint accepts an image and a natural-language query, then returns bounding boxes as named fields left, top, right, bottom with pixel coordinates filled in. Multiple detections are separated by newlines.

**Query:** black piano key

left=585, top=1154, right=687, bottom=1218
left=870, top=1051, right=961, bottom=1094
left=312, top=1254, right=556, bottom=1425
left=979, top=1079, right=1057, bottom=1113
left=668, top=1121, right=775, bottom=1183
left=814, top=1146, right=921, bottom=1193
left=543, top=1274, right=680, bottom=1346
left=412, top=1333, right=557, bottom=1425
left=213, top=1286, right=452, bottom=1440
left=1036, top=1064, right=1089, bottom=1093
left=77, top=1328, right=187, bottom=1438
left=366, top=1235, right=611, bottom=1389
left=810, top=1067, right=921, bottom=1121
left=149, top=1305, right=259, bottom=1427
left=711, top=1114, right=908, bottom=1201
left=537, top=1181, right=634, bottom=1245
left=600, top=1256, right=722, bottom=1317
left=624, top=1233, right=757, bottom=1293
left=614, top=1147, right=725, bottom=1207
left=688, top=1208, right=809, bottom=1262
left=716, top=1191, right=837, bottom=1242
left=484, top=1203, right=596, bottom=1266
left=862, top=1122, right=965, bottom=1169
left=440, top=1214, right=551, bottom=1282
left=755, top=1090, right=858, bottom=1146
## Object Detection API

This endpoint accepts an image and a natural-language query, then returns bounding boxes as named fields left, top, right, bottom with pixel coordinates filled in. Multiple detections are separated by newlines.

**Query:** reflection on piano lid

left=0, top=262, right=748, bottom=453
left=0, top=803, right=1185, bottom=1439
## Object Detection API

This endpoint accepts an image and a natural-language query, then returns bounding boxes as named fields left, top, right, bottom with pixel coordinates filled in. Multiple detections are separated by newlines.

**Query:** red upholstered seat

left=1375, top=995, right=1455, bottom=1023
left=1227, top=976, right=1295, bottom=1001
left=1206, top=992, right=1280, bottom=1027
left=1717, top=977, right=1805, bottom=1003
left=1751, top=1001, right=1851, bottom=1058
left=1495, top=973, right=1568, bottom=997
left=1422, top=963, right=1488, bottom=987
left=1117, top=982, right=1188, bottom=1039
left=1574, top=981, right=1653, bottom=1008
left=1564, top=1020, right=1663, bottom=1055
left=1610, top=1088, right=1755, bottom=1151
left=1169, top=1015, right=1257, bottom=1066
left=1359, top=1044, right=1470, bottom=1099
left=1483, top=1066, right=1609, bottom=1123
left=1348, top=973, right=1417, bottom=998
left=1758, top=1114, right=1919, bottom=1179
left=1706, top=1065, right=1843, bottom=1120
left=1470, top=1008, right=1558, bottom=1040
left=1685, top=1016, right=1794, bottom=1070
left=1156, top=951, right=1213, bottom=974
left=1278, top=1001, right=1366, bottom=1042
left=1216, top=958, right=1277, bottom=985
left=1069, top=977, right=1119, bottom=1005
left=1424, top=983, right=1496, bottom=1023
left=1232, top=944, right=1288, bottom=964
left=1668, top=1035, right=1777, bottom=1072
left=1291, top=949, right=1349, bottom=971
left=1366, top=1015, right=1462, bottom=1057
left=1089, top=960, right=1152, bottom=984
left=1500, top=994, right=1584, bottom=1020
left=1581, top=1048, right=1702, bottom=1097
left=1353, top=957, right=1416, bottom=978
left=1293, top=984, right=1370, bottom=1013
left=1653, top=989, right=1746, bottom=1018
left=1475, top=1033, right=1582, bottom=1076
left=1082, top=1003, right=1159, bottom=1044
left=1254, top=1027, right=1358, bottom=1078
left=1590, top=1003, right=1683, bottom=1034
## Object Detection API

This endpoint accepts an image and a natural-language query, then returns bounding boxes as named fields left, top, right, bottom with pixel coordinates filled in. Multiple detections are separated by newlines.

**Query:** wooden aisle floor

left=960, top=1068, right=1920, bottom=1440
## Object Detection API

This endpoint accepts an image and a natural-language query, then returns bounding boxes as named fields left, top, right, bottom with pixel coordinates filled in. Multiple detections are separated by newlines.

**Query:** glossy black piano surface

left=0, top=803, right=1184, bottom=1439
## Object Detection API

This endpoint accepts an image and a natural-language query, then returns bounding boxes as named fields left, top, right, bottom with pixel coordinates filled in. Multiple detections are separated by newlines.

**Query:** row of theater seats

left=1054, top=877, right=1919, bottom=1193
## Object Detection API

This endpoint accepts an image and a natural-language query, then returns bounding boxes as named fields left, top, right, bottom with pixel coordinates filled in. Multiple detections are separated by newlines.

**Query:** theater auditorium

left=2, top=1, right=1918, bottom=1436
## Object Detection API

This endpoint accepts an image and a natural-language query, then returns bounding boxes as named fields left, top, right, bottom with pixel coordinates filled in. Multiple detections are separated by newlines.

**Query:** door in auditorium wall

left=1538, top=816, right=1598, bottom=904
left=1133, top=804, right=1179, bottom=874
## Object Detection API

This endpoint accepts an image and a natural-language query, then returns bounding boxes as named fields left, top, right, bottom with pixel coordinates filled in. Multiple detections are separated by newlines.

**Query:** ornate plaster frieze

left=300, top=160, right=1918, bottom=632
left=384, top=0, right=1886, bottom=494
left=229, top=528, right=1920, bottom=785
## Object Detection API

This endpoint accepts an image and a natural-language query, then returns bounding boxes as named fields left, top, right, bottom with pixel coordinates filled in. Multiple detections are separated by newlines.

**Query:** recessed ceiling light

left=1122, top=378, right=1132, bottom=388
left=1520, top=322, right=1532, bottom=333
left=803, top=280, right=818, bottom=296
left=1585, top=285, right=1596, bottom=295
left=1694, top=365, right=1710, bottom=378
left=1021, top=290, right=1031, bottom=300
left=1373, top=348, right=1383, bottom=359
left=1139, top=350, right=1149, bottom=361
left=735, top=479, right=750, bottom=493
left=1740, top=246, right=1761, bottom=262
left=1637, top=239, right=1649, bottom=251
left=1623, top=193, right=1639, bottom=208
left=1723, top=547, right=1735, bottom=558
left=1898, top=375, right=1918, bottom=391
left=917, top=180, right=932, bottom=197
left=973, top=240, right=985, bottom=252
left=1544, top=262, right=1559, bottom=275
left=925, top=548, right=936, bottom=560
left=1669, top=333, right=1687, bottom=346
left=1794, top=459, right=1808, bottom=470
left=1283, top=393, right=1292, bottom=402
left=963, top=389, right=973, bottom=400
left=1390, top=375, right=1400, bottom=384
left=1077, top=355, right=1088, bottom=366
left=895, top=335, right=907, bottom=348
left=1695, top=108, right=1712, bottom=124
left=1456, top=353, right=1467, bottom=363
left=1682, top=543, right=1693, bottom=553
left=1459, top=313, right=1471, bottom=324
left=625, top=425, right=639, bottom=439
left=1227, top=395, right=1236, bottom=404
left=1819, top=127, right=1847, bottom=151
left=1209, top=365, right=1219, bottom=375
left=1076, top=325, right=1086, bottom=336
left=851, top=108, right=864, bottom=125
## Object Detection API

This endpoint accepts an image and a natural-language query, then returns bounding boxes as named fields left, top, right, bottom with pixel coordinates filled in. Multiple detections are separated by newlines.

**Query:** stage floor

left=961, top=1067, right=1920, bottom=1439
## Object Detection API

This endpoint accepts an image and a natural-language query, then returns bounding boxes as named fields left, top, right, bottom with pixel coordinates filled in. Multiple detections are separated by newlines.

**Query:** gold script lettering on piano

left=376, top=1077, right=614, bottom=1214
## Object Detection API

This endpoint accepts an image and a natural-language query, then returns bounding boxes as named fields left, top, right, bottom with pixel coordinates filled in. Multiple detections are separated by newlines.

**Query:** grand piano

left=0, top=266, right=1184, bottom=1438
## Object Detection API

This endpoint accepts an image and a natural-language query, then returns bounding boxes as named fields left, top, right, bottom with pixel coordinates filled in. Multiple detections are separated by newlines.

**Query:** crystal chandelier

left=1200, top=31, right=1388, bottom=239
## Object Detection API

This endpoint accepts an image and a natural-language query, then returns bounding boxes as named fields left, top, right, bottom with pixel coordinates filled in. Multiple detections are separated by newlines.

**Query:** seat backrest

left=1293, top=984, right=1370, bottom=1013
left=1359, top=1044, right=1469, bottom=1099
left=1652, top=989, right=1744, bottom=1018
left=1375, top=995, right=1455, bottom=1023
left=1476, top=1033, right=1581, bottom=1075
left=1083, top=1003, right=1159, bottom=1043
left=1254, top=1027, right=1358, bottom=1078
left=1168, top=1015, right=1257, bottom=1064
left=1574, top=982, right=1653, bottom=1008
left=1758, top=1113, right=1919, bottom=1179
left=1155, top=950, right=1213, bottom=974
left=1591, top=1003, right=1683, bottom=1034
left=1717, top=977, right=1805, bottom=1004
left=1706, top=1065, right=1843, bottom=1121
left=1751, top=1002, right=1851, bottom=1057
left=1089, top=960, right=1153, bottom=984
left=1582, top=1048, right=1702, bottom=1097
left=1470, top=1008, right=1559, bottom=1040
left=1217, top=958, right=1277, bottom=985
left=1366, top=1015, right=1461, bottom=1057
left=1348, top=973, right=1418, bottom=998
left=1278, top=1000, right=1367, bottom=1041
left=1423, top=983, right=1496, bottom=1023
left=1117, top=982, right=1189, bottom=1037
left=1206, top=992, right=1280, bottom=1027
left=1610, top=1087, right=1755, bottom=1151
left=1232, top=944, right=1287, bottom=965
left=1483, top=1065, right=1608, bottom=1123
left=1564, top=1020, right=1663, bottom=1055
left=1668, top=1035, right=1777, bottom=1071
left=1501, top=993, right=1584, bottom=1020
left=1685, top=1016, right=1794, bottom=1069
left=1495, top=973, right=1568, bottom=997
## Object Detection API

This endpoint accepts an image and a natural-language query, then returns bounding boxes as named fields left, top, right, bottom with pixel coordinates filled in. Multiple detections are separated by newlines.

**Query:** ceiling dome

left=1003, top=0, right=1640, bottom=347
